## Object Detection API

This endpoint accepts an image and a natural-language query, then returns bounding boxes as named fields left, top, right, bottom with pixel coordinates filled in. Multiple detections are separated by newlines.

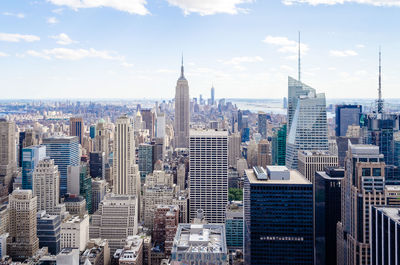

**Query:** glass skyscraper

left=335, top=104, right=362, bottom=137
left=272, top=123, right=286, bottom=165
left=43, top=136, right=79, bottom=196
left=21, top=145, right=46, bottom=190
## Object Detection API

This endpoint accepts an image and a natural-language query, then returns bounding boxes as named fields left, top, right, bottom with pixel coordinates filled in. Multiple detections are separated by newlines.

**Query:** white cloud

left=50, top=33, right=77, bottom=45
left=27, top=48, right=125, bottom=61
left=356, top=44, right=365, bottom=48
left=165, top=0, right=252, bottom=15
left=47, top=17, right=59, bottom=24
left=121, top=62, right=133, bottom=68
left=282, top=0, right=400, bottom=6
left=47, top=0, right=149, bottom=15
left=329, top=49, right=358, bottom=57
left=3, top=12, right=25, bottom=18
left=280, top=65, right=294, bottom=71
left=224, top=56, right=263, bottom=65
left=263, top=35, right=309, bottom=55
left=263, top=36, right=296, bottom=46
left=52, top=8, right=64, bottom=14
left=0, top=52, right=8, bottom=57
left=0, top=33, right=40, bottom=42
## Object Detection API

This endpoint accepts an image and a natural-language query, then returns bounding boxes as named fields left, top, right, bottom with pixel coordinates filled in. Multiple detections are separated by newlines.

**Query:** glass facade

left=22, top=145, right=46, bottom=190
left=335, top=105, right=362, bottom=137
left=138, top=143, right=153, bottom=180
left=37, top=214, right=61, bottom=255
left=80, top=164, right=92, bottom=213
left=226, top=217, right=243, bottom=250
left=272, top=123, right=287, bottom=166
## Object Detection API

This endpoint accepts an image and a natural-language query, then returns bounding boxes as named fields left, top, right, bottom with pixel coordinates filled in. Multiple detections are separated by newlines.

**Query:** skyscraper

left=37, top=211, right=61, bottom=255
left=210, top=85, right=215, bottom=105
left=189, top=130, right=228, bottom=223
left=257, top=139, right=271, bottom=168
left=113, top=115, right=136, bottom=195
left=8, top=189, right=39, bottom=261
left=21, top=145, right=46, bottom=190
left=138, top=143, right=153, bottom=179
left=257, top=112, right=268, bottom=139
left=286, top=77, right=328, bottom=169
left=244, top=166, right=313, bottom=264
left=0, top=118, right=16, bottom=187
left=335, top=105, right=362, bottom=137
left=89, top=151, right=105, bottom=179
left=141, top=109, right=156, bottom=139
left=69, top=117, right=84, bottom=145
left=174, top=58, right=190, bottom=149
left=94, top=119, right=110, bottom=160
left=43, top=136, right=80, bottom=196
left=297, top=150, right=338, bottom=184
left=271, top=123, right=287, bottom=166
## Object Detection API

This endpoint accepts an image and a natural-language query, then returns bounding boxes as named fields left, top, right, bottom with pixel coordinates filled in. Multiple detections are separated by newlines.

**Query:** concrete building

left=257, top=139, right=271, bottom=168
left=80, top=238, right=110, bottom=265
left=60, top=214, right=89, bottom=252
left=153, top=205, right=179, bottom=255
left=228, top=132, right=241, bottom=168
left=0, top=118, right=16, bottom=187
left=176, top=163, right=186, bottom=191
left=64, top=194, right=87, bottom=216
left=90, top=193, right=138, bottom=253
left=156, top=113, right=166, bottom=139
left=170, top=223, right=228, bottom=265
left=141, top=109, right=156, bottom=139
left=244, top=166, right=313, bottom=264
left=94, top=119, right=110, bottom=161
left=7, top=189, right=39, bottom=261
left=297, top=150, right=338, bottom=184
left=91, top=178, right=107, bottom=214
left=189, top=130, right=228, bottom=223
left=70, top=117, right=84, bottom=144
left=57, top=248, right=79, bottom=265
left=385, top=185, right=400, bottom=206
left=174, top=58, right=190, bottom=149
left=0, top=233, right=8, bottom=259
left=114, top=236, right=143, bottom=265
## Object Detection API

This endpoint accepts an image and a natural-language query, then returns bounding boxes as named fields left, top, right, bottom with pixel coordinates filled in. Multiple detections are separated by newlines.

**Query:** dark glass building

left=244, top=166, right=313, bottom=264
left=89, top=151, right=105, bottom=179
left=271, top=123, right=287, bottom=165
left=257, top=112, right=268, bottom=139
left=315, top=167, right=344, bottom=265
left=335, top=105, right=362, bottom=137
left=37, top=211, right=61, bottom=255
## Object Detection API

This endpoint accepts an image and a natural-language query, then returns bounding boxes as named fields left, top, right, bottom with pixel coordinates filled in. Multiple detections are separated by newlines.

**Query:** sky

left=0, top=0, right=400, bottom=100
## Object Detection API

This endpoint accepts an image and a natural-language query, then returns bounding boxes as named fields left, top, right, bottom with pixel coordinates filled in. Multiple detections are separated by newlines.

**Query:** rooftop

left=246, top=167, right=310, bottom=185
left=299, top=150, right=336, bottom=156
left=189, top=129, right=228, bottom=137
left=374, top=206, right=400, bottom=224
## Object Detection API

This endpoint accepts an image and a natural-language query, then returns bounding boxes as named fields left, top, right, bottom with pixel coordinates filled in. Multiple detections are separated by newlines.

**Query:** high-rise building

left=94, top=119, right=110, bottom=160
left=271, top=123, right=287, bottom=166
left=43, top=136, right=80, bottom=196
left=155, top=113, right=166, bottom=138
left=297, top=150, right=338, bottom=184
left=335, top=105, right=362, bottom=137
left=69, top=117, right=84, bottom=144
left=141, top=109, right=156, bottom=139
left=138, top=143, right=153, bottom=179
left=370, top=206, right=400, bottom=265
left=174, top=58, right=190, bottom=149
left=90, top=193, right=138, bottom=253
left=257, top=112, right=268, bottom=139
left=244, top=166, right=313, bottom=264
left=33, top=158, right=64, bottom=215
left=0, top=118, right=16, bottom=187
left=315, top=167, right=344, bottom=265
left=8, top=189, right=39, bottom=261
left=225, top=201, right=243, bottom=251
left=337, top=143, right=386, bottom=265
left=189, top=130, right=228, bottom=223
left=228, top=132, right=241, bottom=168
left=210, top=85, right=215, bottom=105
left=36, top=210, right=61, bottom=255
left=152, top=205, right=179, bottom=255
left=60, top=214, right=89, bottom=252
left=113, top=115, right=136, bottom=195
left=22, top=145, right=46, bottom=190
left=91, top=178, right=106, bottom=214
left=89, top=151, right=105, bottom=179
left=286, top=77, right=328, bottom=169
left=257, top=139, right=271, bottom=168
left=89, top=125, right=96, bottom=139
left=67, top=163, right=92, bottom=213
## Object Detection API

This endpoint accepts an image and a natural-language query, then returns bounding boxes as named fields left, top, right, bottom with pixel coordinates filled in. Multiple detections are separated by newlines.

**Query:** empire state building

left=174, top=57, right=190, bottom=148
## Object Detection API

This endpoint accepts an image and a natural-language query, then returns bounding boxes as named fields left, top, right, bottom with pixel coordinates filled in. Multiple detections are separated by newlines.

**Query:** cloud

left=165, top=0, right=253, bottom=15
left=356, top=44, right=365, bottom=48
left=47, top=0, right=149, bottom=15
left=0, top=52, right=8, bottom=57
left=329, top=49, right=358, bottom=57
left=26, top=48, right=125, bottom=61
left=0, top=33, right=40, bottom=42
left=224, top=56, right=263, bottom=65
left=280, top=65, right=294, bottom=71
left=121, top=62, right=133, bottom=68
left=52, top=8, right=64, bottom=14
left=2, top=12, right=25, bottom=18
left=263, top=35, right=309, bottom=55
left=47, top=17, right=59, bottom=24
left=282, top=0, right=400, bottom=6
left=50, top=33, right=77, bottom=45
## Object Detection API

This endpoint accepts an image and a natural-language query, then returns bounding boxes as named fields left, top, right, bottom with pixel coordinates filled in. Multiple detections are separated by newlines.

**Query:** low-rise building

left=60, top=214, right=89, bottom=252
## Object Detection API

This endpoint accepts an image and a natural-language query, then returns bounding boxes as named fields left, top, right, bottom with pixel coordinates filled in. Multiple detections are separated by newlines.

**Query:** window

left=373, top=168, right=381, bottom=177
left=362, top=168, right=371, bottom=176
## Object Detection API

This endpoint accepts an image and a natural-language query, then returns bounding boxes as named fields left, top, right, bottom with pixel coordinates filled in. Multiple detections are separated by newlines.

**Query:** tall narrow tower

left=174, top=56, right=190, bottom=148
left=377, top=48, right=384, bottom=114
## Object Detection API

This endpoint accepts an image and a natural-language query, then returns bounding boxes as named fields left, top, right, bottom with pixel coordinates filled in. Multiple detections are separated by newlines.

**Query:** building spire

left=298, top=31, right=301, bottom=82
left=377, top=47, right=384, bottom=114
left=181, top=53, right=184, bottom=78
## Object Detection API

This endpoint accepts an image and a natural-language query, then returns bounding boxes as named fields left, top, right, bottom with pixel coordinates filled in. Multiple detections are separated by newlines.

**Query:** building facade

left=174, top=59, right=190, bottom=149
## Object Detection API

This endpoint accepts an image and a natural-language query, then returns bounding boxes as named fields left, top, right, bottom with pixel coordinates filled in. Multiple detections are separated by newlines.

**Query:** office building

left=138, top=143, right=154, bottom=179
left=67, top=163, right=92, bottom=213
left=225, top=201, right=243, bottom=251
left=113, top=115, right=136, bottom=195
left=0, top=118, right=16, bottom=187
left=228, top=132, right=241, bottom=168
left=170, top=223, right=228, bottom=265
left=7, top=189, right=39, bottom=261
left=297, top=150, right=338, bottom=183
left=91, top=178, right=106, bottom=214
left=286, top=77, right=329, bottom=169
left=90, top=151, right=105, bottom=179
left=211, top=85, right=215, bottom=105
left=315, top=167, right=344, bottom=265
left=90, top=124, right=96, bottom=139
left=90, top=193, right=138, bottom=253
left=335, top=105, right=362, bottom=137
left=271, top=123, right=287, bottom=166
left=257, top=139, right=271, bottom=168
left=370, top=206, right=400, bottom=265
left=69, top=117, right=84, bottom=144
left=189, top=130, right=228, bottom=223
left=174, top=58, right=190, bottom=149
left=0, top=205, right=8, bottom=236
left=22, top=145, right=46, bottom=190
left=156, top=113, right=166, bottom=138
left=153, top=205, right=179, bottom=255
left=385, top=185, right=400, bottom=206
left=337, top=143, right=386, bottom=265
left=64, top=194, right=87, bottom=216
left=0, top=233, right=8, bottom=259
left=56, top=248, right=79, bottom=265
left=60, top=214, right=89, bottom=252
left=80, top=238, right=110, bottom=265
left=257, top=112, right=268, bottom=139
left=114, top=236, right=143, bottom=265
left=336, top=136, right=361, bottom=167
left=43, top=136, right=80, bottom=196
left=37, top=210, right=61, bottom=255
left=94, top=119, right=110, bottom=160
left=244, top=166, right=313, bottom=264
left=141, top=108, right=156, bottom=139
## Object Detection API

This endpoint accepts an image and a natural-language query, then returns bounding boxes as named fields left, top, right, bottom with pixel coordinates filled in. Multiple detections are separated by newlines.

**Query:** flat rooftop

left=375, top=206, right=400, bottom=224
left=245, top=168, right=311, bottom=185
left=189, top=129, right=228, bottom=137
left=299, top=150, right=336, bottom=156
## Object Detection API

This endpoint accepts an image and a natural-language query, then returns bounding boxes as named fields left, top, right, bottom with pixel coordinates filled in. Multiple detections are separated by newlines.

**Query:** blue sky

left=0, top=0, right=400, bottom=99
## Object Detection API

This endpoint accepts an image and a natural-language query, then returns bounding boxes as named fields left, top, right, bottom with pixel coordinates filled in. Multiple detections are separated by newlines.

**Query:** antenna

left=298, top=31, right=301, bottom=82
left=377, top=47, right=384, bottom=114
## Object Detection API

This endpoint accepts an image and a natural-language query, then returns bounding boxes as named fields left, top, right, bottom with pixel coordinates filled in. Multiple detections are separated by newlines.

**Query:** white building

left=57, top=248, right=80, bottom=265
left=91, top=178, right=107, bottom=214
left=156, top=113, right=166, bottom=138
left=189, top=130, right=228, bottom=223
left=60, top=214, right=89, bottom=252
left=0, top=233, right=8, bottom=259
left=67, top=165, right=80, bottom=195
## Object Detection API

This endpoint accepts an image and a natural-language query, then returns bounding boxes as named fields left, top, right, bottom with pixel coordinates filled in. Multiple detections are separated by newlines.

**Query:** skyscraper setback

left=174, top=58, right=190, bottom=149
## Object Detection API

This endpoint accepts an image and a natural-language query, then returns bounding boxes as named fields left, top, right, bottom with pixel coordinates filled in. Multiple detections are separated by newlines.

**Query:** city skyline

left=1, top=0, right=400, bottom=99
